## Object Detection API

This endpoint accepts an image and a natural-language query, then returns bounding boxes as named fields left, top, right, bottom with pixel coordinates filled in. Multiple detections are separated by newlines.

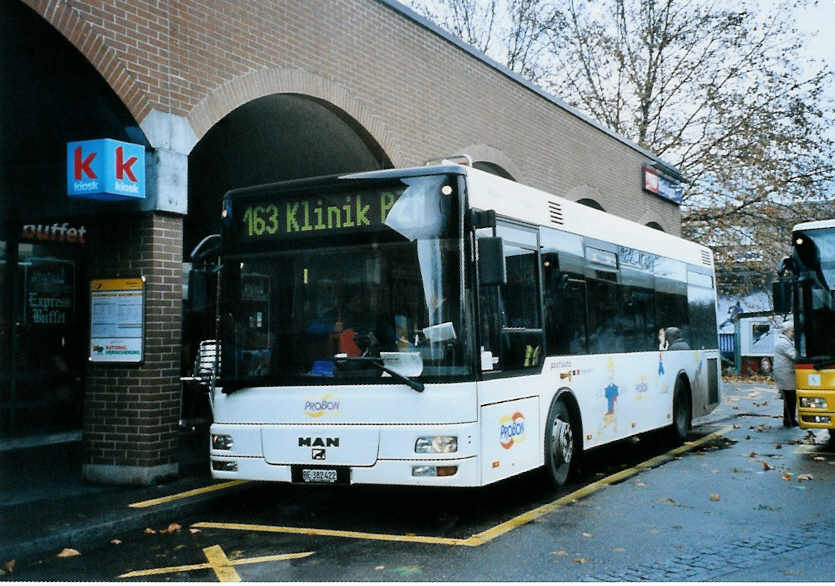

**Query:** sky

left=795, top=1, right=835, bottom=102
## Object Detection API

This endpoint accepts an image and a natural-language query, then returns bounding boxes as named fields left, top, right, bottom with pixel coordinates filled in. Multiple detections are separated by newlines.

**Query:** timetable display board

left=89, top=277, right=145, bottom=363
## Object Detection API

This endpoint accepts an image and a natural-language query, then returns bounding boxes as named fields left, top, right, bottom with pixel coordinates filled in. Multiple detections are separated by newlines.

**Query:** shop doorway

left=0, top=233, right=87, bottom=438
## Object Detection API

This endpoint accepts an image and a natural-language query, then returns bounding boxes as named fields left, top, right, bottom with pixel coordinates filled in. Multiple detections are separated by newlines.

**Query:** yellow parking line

left=191, top=521, right=469, bottom=546
left=120, top=561, right=215, bottom=578
left=203, top=544, right=242, bottom=582
left=195, top=426, right=733, bottom=548
left=128, top=480, right=248, bottom=508
left=118, top=546, right=313, bottom=579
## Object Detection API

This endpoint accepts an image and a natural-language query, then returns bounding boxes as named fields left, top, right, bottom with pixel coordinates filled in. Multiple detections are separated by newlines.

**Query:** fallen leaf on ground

left=375, top=566, right=385, bottom=570
left=782, top=472, right=793, bottom=481
left=813, top=456, right=826, bottom=462
left=762, top=461, right=775, bottom=471
left=189, top=528, right=201, bottom=534
left=573, top=557, right=589, bottom=564
left=797, top=474, right=814, bottom=482
left=775, top=443, right=782, bottom=449
left=749, top=452, right=757, bottom=458
left=582, top=532, right=593, bottom=537
left=635, top=481, right=647, bottom=488
left=658, top=497, right=676, bottom=504
left=733, top=424, right=741, bottom=429
left=160, top=522, right=182, bottom=534
left=110, top=539, right=122, bottom=545
left=553, top=550, right=569, bottom=556
left=3, top=560, right=15, bottom=573
left=144, top=528, right=156, bottom=534
left=57, top=548, right=80, bottom=558
left=709, top=493, right=721, bottom=502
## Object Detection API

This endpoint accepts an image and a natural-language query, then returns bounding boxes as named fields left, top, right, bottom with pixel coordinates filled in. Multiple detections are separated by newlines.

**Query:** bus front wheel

left=544, top=397, right=580, bottom=487
left=669, top=383, right=691, bottom=444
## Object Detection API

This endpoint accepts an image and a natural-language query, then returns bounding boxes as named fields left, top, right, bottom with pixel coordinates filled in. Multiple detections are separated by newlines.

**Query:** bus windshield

left=219, top=174, right=472, bottom=387
left=794, top=226, right=835, bottom=361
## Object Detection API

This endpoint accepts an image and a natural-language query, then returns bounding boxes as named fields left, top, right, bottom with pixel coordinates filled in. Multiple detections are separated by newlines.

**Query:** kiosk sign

left=89, top=277, right=144, bottom=363
left=67, top=139, right=145, bottom=200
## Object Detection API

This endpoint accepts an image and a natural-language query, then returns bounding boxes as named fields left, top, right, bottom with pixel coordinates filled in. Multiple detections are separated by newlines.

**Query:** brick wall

left=25, top=0, right=680, bottom=233
left=83, top=212, right=182, bottom=483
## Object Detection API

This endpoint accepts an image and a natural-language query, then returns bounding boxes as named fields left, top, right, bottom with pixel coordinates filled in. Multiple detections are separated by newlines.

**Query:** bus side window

left=478, top=233, right=544, bottom=372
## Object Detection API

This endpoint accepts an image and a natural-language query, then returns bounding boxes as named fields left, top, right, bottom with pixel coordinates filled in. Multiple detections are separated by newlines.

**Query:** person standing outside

left=773, top=320, right=798, bottom=427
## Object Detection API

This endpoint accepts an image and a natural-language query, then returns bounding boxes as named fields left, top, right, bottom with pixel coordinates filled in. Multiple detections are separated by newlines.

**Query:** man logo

left=298, top=436, right=340, bottom=447
left=312, top=449, right=326, bottom=460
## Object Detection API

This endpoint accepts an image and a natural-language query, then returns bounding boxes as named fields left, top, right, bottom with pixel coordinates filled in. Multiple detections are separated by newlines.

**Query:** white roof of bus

left=463, top=165, right=712, bottom=269
left=793, top=219, right=835, bottom=232
left=342, top=164, right=713, bottom=269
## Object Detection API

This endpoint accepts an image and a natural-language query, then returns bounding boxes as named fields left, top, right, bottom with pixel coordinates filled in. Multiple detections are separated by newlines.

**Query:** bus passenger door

left=477, top=222, right=544, bottom=374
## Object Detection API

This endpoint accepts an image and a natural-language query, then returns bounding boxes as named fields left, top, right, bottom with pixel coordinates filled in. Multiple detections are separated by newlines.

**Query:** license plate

left=301, top=468, right=338, bottom=483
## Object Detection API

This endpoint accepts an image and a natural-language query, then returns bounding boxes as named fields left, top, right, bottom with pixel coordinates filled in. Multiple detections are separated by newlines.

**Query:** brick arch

left=637, top=210, right=670, bottom=233
left=456, top=144, right=522, bottom=181
left=187, top=68, right=403, bottom=164
left=566, top=184, right=607, bottom=211
left=25, top=0, right=151, bottom=123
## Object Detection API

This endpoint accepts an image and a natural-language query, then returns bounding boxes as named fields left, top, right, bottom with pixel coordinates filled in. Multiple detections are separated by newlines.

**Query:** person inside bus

left=333, top=288, right=396, bottom=358
left=665, top=327, right=690, bottom=350
left=773, top=319, right=798, bottom=427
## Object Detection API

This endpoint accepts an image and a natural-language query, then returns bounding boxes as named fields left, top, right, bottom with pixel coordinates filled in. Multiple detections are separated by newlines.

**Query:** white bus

left=201, top=163, right=720, bottom=487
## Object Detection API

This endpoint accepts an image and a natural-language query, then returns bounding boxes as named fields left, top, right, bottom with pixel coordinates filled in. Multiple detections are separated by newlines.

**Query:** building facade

left=0, top=0, right=683, bottom=484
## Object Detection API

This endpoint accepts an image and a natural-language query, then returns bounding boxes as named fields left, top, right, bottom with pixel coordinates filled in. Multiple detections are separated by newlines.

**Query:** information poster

left=89, top=277, right=144, bottom=363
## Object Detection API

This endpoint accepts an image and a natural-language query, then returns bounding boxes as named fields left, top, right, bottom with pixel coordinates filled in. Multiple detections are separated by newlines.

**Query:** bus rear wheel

left=544, top=397, right=579, bottom=487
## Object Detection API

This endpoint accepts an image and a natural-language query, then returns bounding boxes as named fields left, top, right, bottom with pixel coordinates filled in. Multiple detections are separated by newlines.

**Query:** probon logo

left=304, top=394, right=341, bottom=418
left=499, top=411, right=526, bottom=449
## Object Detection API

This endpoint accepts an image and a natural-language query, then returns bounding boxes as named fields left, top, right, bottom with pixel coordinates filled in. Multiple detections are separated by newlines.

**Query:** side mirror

left=190, top=234, right=221, bottom=263
left=478, top=237, right=506, bottom=286
left=777, top=255, right=796, bottom=277
left=188, top=269, right=213, bottom=312
left=772, top=280, right=793, bottom=316
left=469, top=208, right=496, bottom=230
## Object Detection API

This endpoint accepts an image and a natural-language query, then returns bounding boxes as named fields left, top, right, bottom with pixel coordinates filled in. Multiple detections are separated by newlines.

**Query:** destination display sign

left=236, top=189, right=405, bottom=242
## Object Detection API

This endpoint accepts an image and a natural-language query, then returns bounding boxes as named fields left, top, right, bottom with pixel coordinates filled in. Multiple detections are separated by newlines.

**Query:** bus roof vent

left=548, top=201, right=564, bottom=226
left=701, top=249, right=713, bottom=267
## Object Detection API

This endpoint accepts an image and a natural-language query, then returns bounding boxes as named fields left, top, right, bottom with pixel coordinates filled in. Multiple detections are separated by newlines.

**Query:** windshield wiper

left=334, top=356, right=424, bottom=392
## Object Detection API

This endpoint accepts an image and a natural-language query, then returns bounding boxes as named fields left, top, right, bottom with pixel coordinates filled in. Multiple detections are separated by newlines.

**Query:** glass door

left=1, top=239, right=86, bottom=437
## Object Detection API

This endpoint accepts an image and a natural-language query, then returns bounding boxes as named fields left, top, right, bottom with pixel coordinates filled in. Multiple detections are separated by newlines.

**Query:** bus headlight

left=799, top=397, right=828, bottom=409
left=415, top=436, right=458, bottom=453
left=412, top=465, right=458, bottom=477
left=212, top=460, right=238, bottom=472
left=212, top=434, right=234, bottom=450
